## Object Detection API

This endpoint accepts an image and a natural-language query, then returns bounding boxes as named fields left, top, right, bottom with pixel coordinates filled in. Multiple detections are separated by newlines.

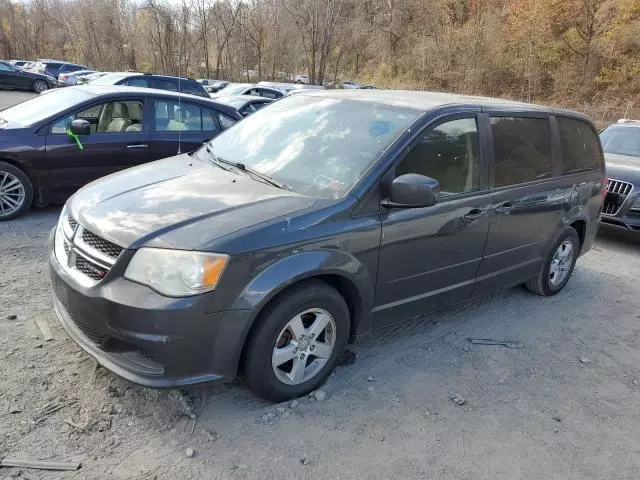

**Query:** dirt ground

left=2, top=91, right=640, bottom=480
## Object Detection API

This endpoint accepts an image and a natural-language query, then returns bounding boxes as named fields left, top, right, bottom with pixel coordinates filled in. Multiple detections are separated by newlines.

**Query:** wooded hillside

left=0, top=0, right=639, bottom=110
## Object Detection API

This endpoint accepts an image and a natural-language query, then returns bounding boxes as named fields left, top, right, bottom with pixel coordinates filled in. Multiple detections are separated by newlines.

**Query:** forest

left=0, top=0, right=639, bottom=118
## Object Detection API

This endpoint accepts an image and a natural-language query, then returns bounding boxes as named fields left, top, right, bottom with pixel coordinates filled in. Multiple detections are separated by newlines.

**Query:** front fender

left=231, top=249, right=375, bottom=319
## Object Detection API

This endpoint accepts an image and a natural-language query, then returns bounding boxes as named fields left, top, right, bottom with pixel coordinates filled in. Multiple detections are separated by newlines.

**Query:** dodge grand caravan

left=49, top=90, right=605, bottom=401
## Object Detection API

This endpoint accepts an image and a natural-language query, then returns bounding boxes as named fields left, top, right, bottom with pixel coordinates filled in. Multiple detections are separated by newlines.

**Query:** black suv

left=49, top=90, right=605, bottom=401
left=90, top=72, right=209, bottom=98
left=34, top=60, right=87, bottom=78
left=599, top=120, right=640, bottom=232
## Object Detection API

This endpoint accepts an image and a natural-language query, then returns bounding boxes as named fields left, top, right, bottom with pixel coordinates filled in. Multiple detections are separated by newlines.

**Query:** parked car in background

left=48, top=90, right=603, bottom=401
left=58, top=69, right=96, bottom=86
left=33, top=60, right=87, bottom=78
left=8, top=60, right=30, bottom=68
left=0, top=60, right=57, bottom=92
left=599, top=119, right=640, bottom=232
left=294, top=73, right=309, bottom=84
left=201, top=80, right=230, bottom=94
left=212, top=83, right=284, bottom=99
left=212, top=95, right=273, bottom=117
left=81, top=72, right=109, bottom=84
left=0, top=85, right=241, bottom=220
left=89, top=72, right=209, bottom=97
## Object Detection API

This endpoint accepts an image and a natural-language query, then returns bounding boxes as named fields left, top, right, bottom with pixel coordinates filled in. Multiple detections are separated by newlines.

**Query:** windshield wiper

left=204, top=145, right=234, bottom=172
left=211, top=154, right=289, bottom=190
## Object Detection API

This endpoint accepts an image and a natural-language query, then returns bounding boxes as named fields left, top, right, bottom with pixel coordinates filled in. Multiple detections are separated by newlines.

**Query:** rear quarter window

left=491, top=116, right=552, bottom=187
left=558, top=117, right=602, bottom=173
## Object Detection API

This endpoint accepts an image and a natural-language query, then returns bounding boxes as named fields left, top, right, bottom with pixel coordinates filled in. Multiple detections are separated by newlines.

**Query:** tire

left=0, top=161, right=33, bottom=221
left=244, top=280, right=350, bottom=402
left=32, top=79, right=48, bottom=93
left=525, top=228, right=580, bottom=296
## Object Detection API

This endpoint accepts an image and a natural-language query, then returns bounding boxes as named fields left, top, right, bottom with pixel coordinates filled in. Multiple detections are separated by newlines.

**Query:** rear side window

left=558, top=117, right=601, bottom=173
left=217, top=112, right=237, bottom=129
left=491, top=116, right=552, bottom=187
left=153, top=100, right=220, bottom=132
left=154, top=79, right=178, bottom=92
left=123, top=77, right=150, bottom=88
left=180, top=81, right=205, bottom=96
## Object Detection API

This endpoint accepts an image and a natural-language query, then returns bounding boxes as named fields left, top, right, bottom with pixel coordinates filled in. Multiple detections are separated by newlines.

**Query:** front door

left=375, top=116, right=491, bottom=328
left=474, top=115, right=565, bottom=295
left=45, top=98, right=150, bottom=197
left=0, top=63, right=28, bottom=89
left=149, top=98, right=221, bottom=158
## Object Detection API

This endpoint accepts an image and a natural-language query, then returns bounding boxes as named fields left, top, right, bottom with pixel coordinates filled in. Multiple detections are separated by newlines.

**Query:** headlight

left=124, top=248, right=228, bottom=297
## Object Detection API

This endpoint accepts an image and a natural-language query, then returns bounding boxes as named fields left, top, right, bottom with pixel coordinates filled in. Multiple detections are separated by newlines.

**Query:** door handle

left=463, top=209, right=488, bottom=221
left=126, top=144, right=149, bottom=151
left=494, top=202, right=514, bottom=214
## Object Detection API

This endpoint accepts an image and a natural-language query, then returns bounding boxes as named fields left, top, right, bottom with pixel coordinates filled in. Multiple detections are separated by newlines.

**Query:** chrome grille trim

left=602, top=178, right=634, bottom=217
left=58, top=216, right=125, bottom=285
left=74, top=226, right=122, bottom=267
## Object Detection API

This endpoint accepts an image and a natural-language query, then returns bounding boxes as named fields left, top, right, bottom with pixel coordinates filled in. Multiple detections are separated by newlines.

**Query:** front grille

left=81, top=229, right=124, bottom=259
left=63, top=239, right=70, bottom=256
left=67, top=215, right=77, bottom=230
left=607, top=179, right=633, bottom=196
left=603, top=179, right=634, bottom=216
left=76, top=256, right=108, bottom=281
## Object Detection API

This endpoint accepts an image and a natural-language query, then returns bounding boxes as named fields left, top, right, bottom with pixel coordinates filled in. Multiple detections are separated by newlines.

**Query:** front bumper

left=48, top=229, right=252, bottom=388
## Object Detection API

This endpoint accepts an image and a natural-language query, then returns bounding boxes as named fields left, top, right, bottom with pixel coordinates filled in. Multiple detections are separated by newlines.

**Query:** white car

left=294, top=74, right=309, bottom=84
left=212, top=83, right=285, bottom=99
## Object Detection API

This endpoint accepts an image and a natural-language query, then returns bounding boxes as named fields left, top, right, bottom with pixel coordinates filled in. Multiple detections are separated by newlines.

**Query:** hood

left=605, top=153, right=640, bottom=185
left=68, top=154, right=317, bottom=250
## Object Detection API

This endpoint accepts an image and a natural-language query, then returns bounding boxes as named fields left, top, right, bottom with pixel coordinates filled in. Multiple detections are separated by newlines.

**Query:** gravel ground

left=1, top=91, right=640, bottom=479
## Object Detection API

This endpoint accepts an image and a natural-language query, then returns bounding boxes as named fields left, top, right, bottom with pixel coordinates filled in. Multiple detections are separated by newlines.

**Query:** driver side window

left=51, top=100, right=144, bottom=135
left=395, top=117, right=480, bottom=197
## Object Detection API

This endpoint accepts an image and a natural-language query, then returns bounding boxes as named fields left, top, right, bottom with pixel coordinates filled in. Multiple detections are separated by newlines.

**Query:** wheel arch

left=0, top=157, right=37, bottom=206
left=227, top=250, right=375, bottom=376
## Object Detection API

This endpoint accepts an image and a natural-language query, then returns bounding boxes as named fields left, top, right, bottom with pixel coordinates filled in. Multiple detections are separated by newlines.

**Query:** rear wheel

left=525, top=228, right=579, bottom=296
left=0, top=161, right=33, bottom=221
left=32, top=79, right=48, bottom=93
left=244, top=280, right=350, bottom=402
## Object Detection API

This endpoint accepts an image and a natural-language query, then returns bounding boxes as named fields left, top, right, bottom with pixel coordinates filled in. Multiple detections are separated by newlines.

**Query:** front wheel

left=525, top=228, right=579, bottom=296
left=244, top=280, right=350, bottom=402
left=0, top=161, right=33, bottom=220
left=32, top=79, right=48, bottom=93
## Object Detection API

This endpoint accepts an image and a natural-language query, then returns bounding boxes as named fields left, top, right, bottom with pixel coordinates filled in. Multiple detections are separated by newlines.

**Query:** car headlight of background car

left=124, top=248, right=228, bottom=297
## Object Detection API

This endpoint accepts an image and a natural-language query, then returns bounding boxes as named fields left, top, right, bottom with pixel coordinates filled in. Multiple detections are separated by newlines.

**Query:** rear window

left=154, top=79, right=178, bottom=92
left=558, top=117, right=601, bottom=173
left=180, top=81, right=205, bottom=96
left=491, top=116, right=552, bottom=187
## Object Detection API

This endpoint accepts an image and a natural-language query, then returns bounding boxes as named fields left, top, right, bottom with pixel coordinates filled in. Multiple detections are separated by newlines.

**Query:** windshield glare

left=601, top=126, right=640, bottom=158
left=0, top=88, right=94, bottom=127
left=205, top=95, right=419, bottom=199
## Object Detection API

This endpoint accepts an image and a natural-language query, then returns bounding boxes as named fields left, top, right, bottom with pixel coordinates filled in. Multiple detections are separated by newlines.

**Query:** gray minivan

left=48, top=90, right=605, bottom=401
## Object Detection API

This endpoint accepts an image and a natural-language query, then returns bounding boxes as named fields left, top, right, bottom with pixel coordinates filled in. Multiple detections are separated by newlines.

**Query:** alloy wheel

left=549, top=240, right=574, bottom=286
left=0, top=171, right=26, bottom=218
left=272, top=308, right=336, bottom=385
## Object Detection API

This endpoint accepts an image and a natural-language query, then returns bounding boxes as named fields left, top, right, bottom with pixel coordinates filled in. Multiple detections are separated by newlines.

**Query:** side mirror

left=68, top=119, right=91, bottom=136
left=382, top=173, right=439, bottom=208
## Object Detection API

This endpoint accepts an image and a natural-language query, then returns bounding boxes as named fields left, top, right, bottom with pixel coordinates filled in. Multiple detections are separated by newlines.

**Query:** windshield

left=217, top=84, right=250, bottom=96
left=600, top=126, right=640, bottom=158
left=0, top=88, right=94, bottom=127
left=205, top=95, right=420, bottom=199
left=89, top=73, right=127, bottom=85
